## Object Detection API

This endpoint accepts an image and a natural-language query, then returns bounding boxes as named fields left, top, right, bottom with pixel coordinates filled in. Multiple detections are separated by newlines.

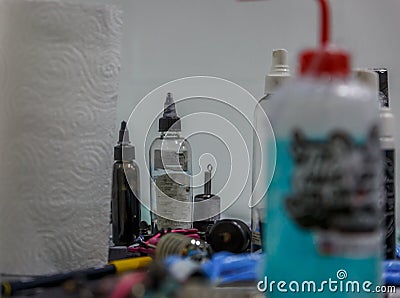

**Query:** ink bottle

left=149, top=93, right=193, bottom=230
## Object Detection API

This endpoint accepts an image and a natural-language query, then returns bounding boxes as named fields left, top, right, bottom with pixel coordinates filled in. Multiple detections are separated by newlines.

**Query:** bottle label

left=154, top=150, right=188, bottom=171
left=251, top=231, right=262, bottom=246
left=284, top=128, right=382, bottom=256
left=383, top=149, right=396, bottom=258
left=265, top=127, right=382, bottom=295
left=154, top=150, right=192, bottom=229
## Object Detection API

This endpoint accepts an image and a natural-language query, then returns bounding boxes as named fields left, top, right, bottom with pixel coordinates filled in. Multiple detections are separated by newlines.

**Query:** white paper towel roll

left=0, top=0, right=123, bottom=275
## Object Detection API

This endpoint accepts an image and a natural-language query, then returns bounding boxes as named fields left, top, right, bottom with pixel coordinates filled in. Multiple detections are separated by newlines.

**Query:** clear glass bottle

left=149, top=93, right=193, bottom=230
left=251, top=49, right=290, bottom=251
left=111, top=121, right=141, bottom=246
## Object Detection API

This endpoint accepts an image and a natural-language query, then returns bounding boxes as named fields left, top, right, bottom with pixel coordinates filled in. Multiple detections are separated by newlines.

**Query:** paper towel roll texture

left=0, top=0, right=123, bottom=275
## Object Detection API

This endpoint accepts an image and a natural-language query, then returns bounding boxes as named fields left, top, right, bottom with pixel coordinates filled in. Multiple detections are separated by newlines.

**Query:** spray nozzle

left=265, top=49, right=291, bottom=94
left=271, top=49, right=289, bottom=73
left=159, top=92, right=181, bottom=132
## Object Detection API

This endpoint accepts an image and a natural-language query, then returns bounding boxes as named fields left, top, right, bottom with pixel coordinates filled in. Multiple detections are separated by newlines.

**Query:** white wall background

left=97, top=0, right=400, bottom=223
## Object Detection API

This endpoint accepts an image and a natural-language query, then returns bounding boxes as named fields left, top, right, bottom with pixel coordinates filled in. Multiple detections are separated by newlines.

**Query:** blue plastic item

left=384, top=260, right=400, bottom=272
left=383, top=271, right=400, bottom=286
left=202, top=252, right=263, bottom=284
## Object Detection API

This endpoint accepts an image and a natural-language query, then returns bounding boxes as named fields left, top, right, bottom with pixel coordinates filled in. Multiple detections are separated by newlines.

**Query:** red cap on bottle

left=299, top=47, right=350, bottom=77
left=297, top=0, right=350, bottom=77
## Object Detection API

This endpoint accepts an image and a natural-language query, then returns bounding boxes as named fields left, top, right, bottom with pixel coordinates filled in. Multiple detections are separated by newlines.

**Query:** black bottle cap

left=114, top=121, right=135, bottom=161
left=159, top=93, right=181, bottom=132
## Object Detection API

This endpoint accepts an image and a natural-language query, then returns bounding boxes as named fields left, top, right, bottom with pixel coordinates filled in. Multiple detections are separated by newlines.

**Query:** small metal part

left=204, top=164, right=213, bottom=195
left=193, top=164, right=220, bottom=233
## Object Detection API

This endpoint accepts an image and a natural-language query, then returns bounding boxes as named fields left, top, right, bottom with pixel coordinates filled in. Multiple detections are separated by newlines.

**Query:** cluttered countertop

left=1, top=0, right=400, bottom=297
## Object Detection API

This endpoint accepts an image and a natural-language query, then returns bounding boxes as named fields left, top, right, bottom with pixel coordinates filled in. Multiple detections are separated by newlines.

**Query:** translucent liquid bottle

left=264, top=50, right=382, bottom=298
left=149, top=93, right=193, bottom=230
left=251, top=49, right=290, bottom=251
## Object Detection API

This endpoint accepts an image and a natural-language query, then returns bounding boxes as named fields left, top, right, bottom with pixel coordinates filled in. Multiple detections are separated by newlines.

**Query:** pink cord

left=128, top=229, right=201, bottom=255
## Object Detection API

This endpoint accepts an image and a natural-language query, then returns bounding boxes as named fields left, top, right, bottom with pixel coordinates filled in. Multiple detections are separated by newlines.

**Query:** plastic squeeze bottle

left=263, top=1, right=383, bottom=297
